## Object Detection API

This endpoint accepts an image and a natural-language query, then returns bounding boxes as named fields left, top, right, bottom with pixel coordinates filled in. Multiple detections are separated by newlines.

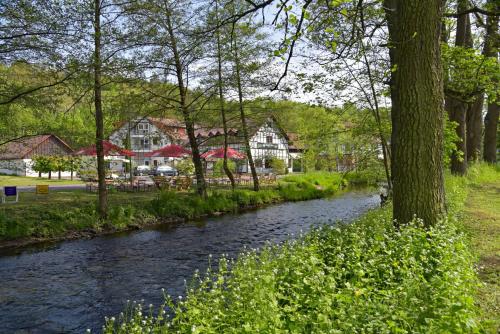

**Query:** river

left=0, top=190, right=378, bottom=333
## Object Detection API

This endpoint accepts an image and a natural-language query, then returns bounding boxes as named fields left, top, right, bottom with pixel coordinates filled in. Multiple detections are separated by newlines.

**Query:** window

left=266, top=135, right=273, bottom=144
left=152, top=137, right=160, bottom=145
left=255, top=159, right=263, bottom=168
left=136, top=123, right=150, bottom=134
left=264, top=158, right=272, bottom=169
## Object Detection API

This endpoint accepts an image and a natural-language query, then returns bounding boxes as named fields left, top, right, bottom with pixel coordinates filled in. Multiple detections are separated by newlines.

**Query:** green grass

left=0, top=172, right=348, bottom=241
left=0, top=175, right=83, bottom=186
left=462, top=164, right=500, bottom=333
left=0, top=191, right=156, bottom=240
left=103, top=166, right=500, bottom=334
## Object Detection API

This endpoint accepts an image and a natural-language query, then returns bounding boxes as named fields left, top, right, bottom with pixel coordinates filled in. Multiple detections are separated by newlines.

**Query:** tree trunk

left=466, top=97, right=483, bottom=161
left=165, top=8, right=206, bottom=197
left=446, top=0, right=469, bottom=175
left=483, top=0, right=499, bottom=163
left=215, top=0, right=235, bottom=190
left=233, top=37, right=259, bottom=191
left=446, top=96, right=468, bottom=174
left=384, top=0, right=446, bottom=227
left=94, top=0, right=107, bottom=219
left=48, top=170, right=51, bottom=180
left=483, top=103, right=499, bottom=162
left=58, top=169, right=61, bottom=180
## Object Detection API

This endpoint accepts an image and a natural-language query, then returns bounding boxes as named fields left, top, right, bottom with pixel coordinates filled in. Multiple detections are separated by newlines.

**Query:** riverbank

left=0, top=172, right=369, bottom=249
left=103, top=164, right=499, bottom=333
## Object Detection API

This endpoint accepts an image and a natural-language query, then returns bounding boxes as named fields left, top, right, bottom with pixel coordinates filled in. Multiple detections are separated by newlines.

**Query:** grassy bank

left=102, top=165, right=499, bottom=333
left=0, top=175, right=83, bottom=186
left=463, top=165, right=500, bottom=332
left=0, top=172, right=365, bottom=244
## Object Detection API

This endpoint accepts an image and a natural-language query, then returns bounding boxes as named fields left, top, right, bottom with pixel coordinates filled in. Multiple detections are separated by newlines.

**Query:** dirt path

left=464, top=179, right=500, bottom=333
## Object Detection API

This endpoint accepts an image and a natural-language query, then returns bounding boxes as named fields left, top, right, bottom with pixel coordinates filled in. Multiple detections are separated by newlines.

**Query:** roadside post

left=2, top=186, right=18, bottom=204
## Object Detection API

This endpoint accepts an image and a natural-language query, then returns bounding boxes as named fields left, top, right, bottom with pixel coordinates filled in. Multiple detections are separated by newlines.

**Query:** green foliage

left=104, top=167, right=500, bottom=333
left=268, top=157, right=286, bottom=175
left=31, top=155, right=54, bottom=174
left=104, top=175, right=482, bottom=333
left=345, top=168, right=384, bottom=185
left=444, top=116, right=463, bottom=167
left=279, top=172, right=342, bottom=201
left=213, top=159, right=236, bottom=177
left=442, top=44, right=500, bottom=103
left=150, top=189, right=282, bottom=219
left=176, top=159, right=195, bottom=176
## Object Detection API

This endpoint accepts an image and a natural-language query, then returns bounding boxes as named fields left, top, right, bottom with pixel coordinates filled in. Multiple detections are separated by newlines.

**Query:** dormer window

left=136, top=123, right=150, bottom=134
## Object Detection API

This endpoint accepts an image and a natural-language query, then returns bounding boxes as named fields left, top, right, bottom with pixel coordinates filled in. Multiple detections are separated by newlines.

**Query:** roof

left=74, top=140, right=135, bottom=157
left=0, top=135, right=73, bottom=160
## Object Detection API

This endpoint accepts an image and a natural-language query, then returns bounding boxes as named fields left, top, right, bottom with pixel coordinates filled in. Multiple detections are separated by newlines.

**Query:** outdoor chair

left=153, top=176, right=171, bottom=191
left=175, top=176, right=192, bottom=191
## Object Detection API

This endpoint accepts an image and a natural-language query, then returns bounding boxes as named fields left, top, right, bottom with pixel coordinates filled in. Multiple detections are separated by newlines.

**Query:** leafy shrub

left=213, top=160, right=237, bottom=177
left=176, top=159, right=195, bottom=176
left=268, top=157, right=287, bottom=175
left=345, top=168, right=384, bottom=185
left=104, top=209, right=480, bottom=333
left=104, top=169, right=485, bottom=334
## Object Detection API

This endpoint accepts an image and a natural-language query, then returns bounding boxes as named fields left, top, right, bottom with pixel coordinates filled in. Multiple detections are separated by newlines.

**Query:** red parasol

left=201, top=147, right=246, bottom=160
left=146, top=144, right=192, bottom=158
left=74, top=140, right=135, bottom=157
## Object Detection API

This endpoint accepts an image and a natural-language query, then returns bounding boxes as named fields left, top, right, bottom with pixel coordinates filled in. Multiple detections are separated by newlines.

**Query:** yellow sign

left=36, top=184, right=49, bottom=195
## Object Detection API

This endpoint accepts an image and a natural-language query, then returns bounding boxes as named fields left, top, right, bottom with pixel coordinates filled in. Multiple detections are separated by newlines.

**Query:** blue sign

left=4, top=186, right=17, bottom=196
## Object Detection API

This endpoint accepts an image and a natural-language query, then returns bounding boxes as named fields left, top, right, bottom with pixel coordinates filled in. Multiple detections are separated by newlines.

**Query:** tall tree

left=132, top=0, right=208, bottom=196
left=93, top=0, right=107, bottom=217
left=214, top=0, right=236, bottom=189
left=483, top=0, right=499, bottom=163
left=232, top=30, right=260, bottom=191
left=445, top=0, right=470, bottom=175
left=385, top=0, right=446, bottom=226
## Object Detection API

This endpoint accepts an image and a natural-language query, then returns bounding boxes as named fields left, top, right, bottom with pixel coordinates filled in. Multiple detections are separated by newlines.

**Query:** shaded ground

left=464, top=179, right=500, bottom=333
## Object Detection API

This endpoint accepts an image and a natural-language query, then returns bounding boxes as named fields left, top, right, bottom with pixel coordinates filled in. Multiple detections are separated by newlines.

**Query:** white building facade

left=109, top=118, right=185, bottom=167
left=109, top=117, right=302, bottom=173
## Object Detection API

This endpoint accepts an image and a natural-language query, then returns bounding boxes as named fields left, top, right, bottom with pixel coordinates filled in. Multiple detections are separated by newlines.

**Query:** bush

left=344, top=168, right=385, bottom=185
left=176, top=159, right=195, bottom=176
left=268, top=157, right=287, bottom=175
left=104, top=170, right=483, bottom=334
left=213, top=159, right=236, bottom=177
left=104, top=209, right=480, bottom=333
left=279, top=172, right=342, bottom=201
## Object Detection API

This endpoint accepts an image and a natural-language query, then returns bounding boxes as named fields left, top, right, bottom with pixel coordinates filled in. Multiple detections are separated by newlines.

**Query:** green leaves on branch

left=442, top=44, right=500, bottom=102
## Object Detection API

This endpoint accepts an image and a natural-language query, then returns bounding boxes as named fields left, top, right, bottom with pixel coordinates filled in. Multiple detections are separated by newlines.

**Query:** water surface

left=0, top=190, right=378, bottom=333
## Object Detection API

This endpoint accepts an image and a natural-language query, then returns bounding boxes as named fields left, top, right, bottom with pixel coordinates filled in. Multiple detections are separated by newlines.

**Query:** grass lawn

left=0, top=175, right=84, bottom=186
left=464, top=170, right=500, bottom=333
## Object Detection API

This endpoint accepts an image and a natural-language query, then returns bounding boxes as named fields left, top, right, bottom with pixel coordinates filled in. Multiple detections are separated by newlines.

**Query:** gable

left=0, top=135, right=73, bottom=160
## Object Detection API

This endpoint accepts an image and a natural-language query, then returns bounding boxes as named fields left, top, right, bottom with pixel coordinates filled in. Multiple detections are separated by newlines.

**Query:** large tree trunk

left=483, top=0, right=499, bottom=163
left=384, top=0, right=446, bottom=227
left=94, top=0, right=107, bottom=218
left=233, top=37, right=259, bottom=191
left=215, top=0, right=235, bottom=190
left=165, top=9, right=206, bottom=197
